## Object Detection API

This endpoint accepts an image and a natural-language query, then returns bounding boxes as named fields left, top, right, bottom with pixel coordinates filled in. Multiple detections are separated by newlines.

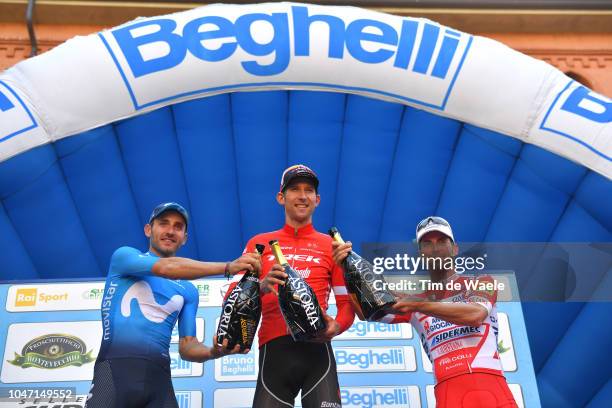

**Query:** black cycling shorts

left=252, top=335, right=342, bottom=408
left=85, top=358, right=178, bottom=408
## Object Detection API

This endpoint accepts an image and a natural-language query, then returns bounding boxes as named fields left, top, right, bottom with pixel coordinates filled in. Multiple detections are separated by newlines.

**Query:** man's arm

left=393, top=301, right=488, bottom=327
left=179, top=336, right=244, bottom=363
left=177, top=284, right=245, bottom=362
left=152, top=253, right=260, bottom=280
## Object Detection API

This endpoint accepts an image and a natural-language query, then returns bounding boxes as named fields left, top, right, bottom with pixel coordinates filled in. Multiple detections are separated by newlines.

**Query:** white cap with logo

left=416, top=216, right=455, bottom=243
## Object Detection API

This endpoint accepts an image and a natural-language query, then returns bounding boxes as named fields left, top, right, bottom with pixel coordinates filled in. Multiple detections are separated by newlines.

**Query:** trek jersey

left=229, top=224, right=355, bottom=346
left=97, top=247, right=198, bottom=367
left=382, top=275, right=503, bottom=384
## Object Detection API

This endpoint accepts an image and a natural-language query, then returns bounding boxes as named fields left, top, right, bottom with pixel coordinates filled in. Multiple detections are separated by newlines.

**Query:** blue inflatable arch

left=0, top=3, right=610, bottom=407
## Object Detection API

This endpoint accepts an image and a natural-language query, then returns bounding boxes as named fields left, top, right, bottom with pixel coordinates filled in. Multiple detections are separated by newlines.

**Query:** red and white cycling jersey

left=384, top=275, right=503, bottom=384
left=229, top=223, right=355, bottom=347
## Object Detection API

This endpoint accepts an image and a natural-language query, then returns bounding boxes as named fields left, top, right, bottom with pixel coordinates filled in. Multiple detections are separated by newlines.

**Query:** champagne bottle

left=329, top=227, right=396, bottom=321
left=269, top=240, right=327, bottom=341
left=216, top=244, right=265, bottom=349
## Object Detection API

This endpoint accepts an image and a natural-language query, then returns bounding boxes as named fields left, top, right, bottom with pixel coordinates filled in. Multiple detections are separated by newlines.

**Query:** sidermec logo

left=335, top=346, right=416, bottom=372
left=0, top=80, right=38, bottom=142
left=540, top=80, right=611, bottom=162
left=341, top=386, right=414, bottom=408
left=99, top=4, right=471, bottom=110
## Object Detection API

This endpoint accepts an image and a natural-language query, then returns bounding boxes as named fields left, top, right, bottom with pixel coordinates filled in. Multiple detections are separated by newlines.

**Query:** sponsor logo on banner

left=7, top=282, right=105, bottom=312
left=175, top=391, right=203, bottom=408
left=7, top=334, right=95, bottom=370
left=171, top=318, right=205, bottom=343
left=82, top=288, right=104, bottom=301
left=0, top=80, right=38, bottom=143
left=334, top=346, right=416, bottom=372
left=98, top=4, right=472, bottom=110
left=1, top=321, right=101, bottom=383
left=341, top=386, right=421, bottom=408
left=14, top=288, right=38, bottom=306
left=170, top=351, right=203, bottom=377
left=336, top=320, right=412, bottom=340
left=497, top=312, right=517, bottom=371
left=540, top=80, right=611, bottom=161
left=213, top=315, right=259, bottom=381
left=0, top=395, right=88, bottom=408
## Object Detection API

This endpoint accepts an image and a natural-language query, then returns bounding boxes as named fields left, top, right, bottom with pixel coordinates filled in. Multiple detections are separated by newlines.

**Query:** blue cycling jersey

left=96, top=246, right=198, bottom=367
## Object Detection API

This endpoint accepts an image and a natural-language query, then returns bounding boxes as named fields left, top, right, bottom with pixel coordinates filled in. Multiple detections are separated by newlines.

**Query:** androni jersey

left=97, top=247, right=198, bottom=367
left=383, top=275, right=503, bottom=384
left=229, top=224, right=355, bottom=347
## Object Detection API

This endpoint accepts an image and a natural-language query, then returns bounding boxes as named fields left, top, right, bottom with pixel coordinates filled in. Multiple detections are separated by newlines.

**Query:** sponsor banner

left=426, top=384, right=524, bottom=408
left=0, top=392, right=201, bottom=408
left=335, top=346, right=416, bottom=373
left=1, top=321, right=100, bottom=383
left=0, top=395, right=88, bottom=408
left=0, top=80, right=38, bottom=143
left=213, top=388, right=256, bottom=408
left=497, top=312, right=517, bottom=371
left=336, top=320, right=412, bottom=340
left=175, top=390, right=203, bottom=408
left=214, top=350, right=258, bottom=382
left=419, top=342, right=433, bottom=373
left=170, top=351, right=203, bottom=377
left=0, top=3, right=607, bottom=178
left=193, top=279, right=226, bottom=307
left=341, top=386, right=421, bottom=408
left=7, top=283, right=105, bottom=312
left=171, top=318, right=205, bottom=343
left=538, top=80, right=611, bottom=172
left=213, top=316, right=259, bottom=382
left=508, top=384, right=525, bottom=408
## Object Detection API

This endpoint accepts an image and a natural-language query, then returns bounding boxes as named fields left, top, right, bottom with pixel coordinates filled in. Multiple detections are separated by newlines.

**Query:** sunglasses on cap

left=416, top=216, right=451, bottom=232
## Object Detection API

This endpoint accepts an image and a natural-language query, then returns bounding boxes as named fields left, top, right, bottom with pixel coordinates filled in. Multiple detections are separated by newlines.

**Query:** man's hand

left=227, top=252, right=261, bottom=276
left=392, top=300, right=423, bottom=315
left=332, top=240, right=352, bottom=266
left=260, top=264, right=287, bottom=296
left=210, top=335, right=250, bottom=359
left=311, top=313, right=341, bottom=343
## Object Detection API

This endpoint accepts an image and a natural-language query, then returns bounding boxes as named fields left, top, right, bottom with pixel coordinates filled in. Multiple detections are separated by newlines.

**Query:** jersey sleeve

left=465, top=275, right=497, bottom=315
left=177, top=282, right=198, bottom=338
left=109, top=246, right=158, bottom=277
left=331, top=263, right=355, bottom=333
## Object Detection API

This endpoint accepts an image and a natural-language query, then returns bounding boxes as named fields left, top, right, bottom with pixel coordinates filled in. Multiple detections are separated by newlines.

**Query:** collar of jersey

left=283, top=223, right=315, bottom=237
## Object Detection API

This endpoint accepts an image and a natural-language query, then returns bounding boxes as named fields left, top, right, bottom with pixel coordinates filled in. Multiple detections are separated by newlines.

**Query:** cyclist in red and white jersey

left=226, top=164, right=355, bottom=408
left=333, top=216, right=518, bottom=408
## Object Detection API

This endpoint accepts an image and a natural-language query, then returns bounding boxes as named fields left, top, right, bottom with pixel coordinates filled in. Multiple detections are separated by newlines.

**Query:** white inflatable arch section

left=0, top=2, right=610, bottom=178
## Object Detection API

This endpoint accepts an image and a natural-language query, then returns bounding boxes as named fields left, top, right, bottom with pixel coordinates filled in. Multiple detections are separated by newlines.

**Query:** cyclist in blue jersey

left=86, top=202, right=260, bottom=408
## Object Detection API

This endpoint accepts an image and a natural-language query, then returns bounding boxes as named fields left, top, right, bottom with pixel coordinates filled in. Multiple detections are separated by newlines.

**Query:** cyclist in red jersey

left=333, top=216, right=518, bottom=408
left=225, top=164, right=355, bottom=408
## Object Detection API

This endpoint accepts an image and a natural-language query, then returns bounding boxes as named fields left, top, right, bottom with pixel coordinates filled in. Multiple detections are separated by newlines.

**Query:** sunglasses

left=416, top=216, right=451, bottom=232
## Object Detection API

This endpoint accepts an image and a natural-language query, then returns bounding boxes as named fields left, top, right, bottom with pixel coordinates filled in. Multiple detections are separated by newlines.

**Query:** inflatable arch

left=0, top=3, right=610, bottom=406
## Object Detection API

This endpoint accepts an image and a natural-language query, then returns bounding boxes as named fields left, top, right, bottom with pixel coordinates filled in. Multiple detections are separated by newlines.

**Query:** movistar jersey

left=97, top=246, right=198, bottom=367
left=383, top=275, right=503, bottom=384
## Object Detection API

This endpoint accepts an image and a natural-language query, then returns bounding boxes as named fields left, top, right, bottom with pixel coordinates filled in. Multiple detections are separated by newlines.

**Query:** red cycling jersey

left=228, top=223, right=355, bottom=347
left=383, top=275, right=504, bottom=384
